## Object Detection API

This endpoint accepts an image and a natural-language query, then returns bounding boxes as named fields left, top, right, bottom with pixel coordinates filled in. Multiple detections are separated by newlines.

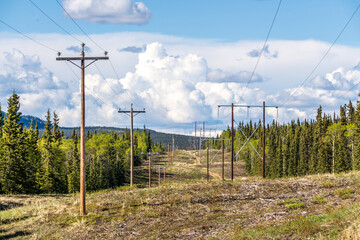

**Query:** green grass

left=336, top=187, right=355, bottom=199
left=312, top=194, right=326, bottom=204
left=1, top=151, right=360, bottom=239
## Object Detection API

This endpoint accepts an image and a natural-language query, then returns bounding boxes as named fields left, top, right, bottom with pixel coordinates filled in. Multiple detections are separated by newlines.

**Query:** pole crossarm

left=218, top=104, right=278, bottom=108
left=56, top=56, right=109, bottom=61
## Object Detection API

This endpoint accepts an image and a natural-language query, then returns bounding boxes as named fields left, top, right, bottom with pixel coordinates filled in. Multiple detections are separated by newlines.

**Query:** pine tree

left=0, top=103, right=4, bottom=137
left=267, top=123, right=278, bottom=178
left=40, top=109, right=55, bottom=193
left=298, top=120, right=311, bottom=175
left=317, top=115, right=332, bottom=173
left=0, top=92, right=27, bottom=193
left=68, top=129, right=80, bottom=193
left=25, top=121, right=41, bottom=193
left=334, top=106, right=351, bottom=173
left=310, top=106, right=322, bottom=173
left=348, top=101, right=355, bottom=123
left=52, top=111, right=62, bottom=145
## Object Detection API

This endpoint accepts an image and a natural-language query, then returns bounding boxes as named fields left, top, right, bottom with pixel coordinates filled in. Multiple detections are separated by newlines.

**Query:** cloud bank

left=62, top=0, right=151, bottom=24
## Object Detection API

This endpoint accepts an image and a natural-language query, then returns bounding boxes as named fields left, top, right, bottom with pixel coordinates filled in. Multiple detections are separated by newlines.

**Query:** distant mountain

left=0, top=112, right=195, bottom=150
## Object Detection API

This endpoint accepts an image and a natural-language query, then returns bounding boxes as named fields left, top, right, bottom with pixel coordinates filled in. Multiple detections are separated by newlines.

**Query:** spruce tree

left=354, top=99, right=360, bottom=170
left=299, top=120, right=311, bottom=175
left=40, top=109, right=55, bottom=193
left=0, top=103, right=3, bottom=137
left=310, top=106, right=322, bottom=173
left=25, top=120, right=41, bottom=193
left=68, top=129, right=80, bottom=193
left=52, top=111, right=62, bottom=145
left=334, top=106, right=351, bottom=173
left=0, top=92, right=27, bottom=193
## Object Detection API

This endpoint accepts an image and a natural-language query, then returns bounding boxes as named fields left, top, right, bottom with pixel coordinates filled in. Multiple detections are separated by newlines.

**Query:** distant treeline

left=0, top=92, right=165, bottom=194
left=210, top=101, right=360, bottom=178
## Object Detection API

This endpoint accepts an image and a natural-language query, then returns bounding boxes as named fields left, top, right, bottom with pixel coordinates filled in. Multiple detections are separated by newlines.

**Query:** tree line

left=0, top=92, right=165, bottom=194
left=211, top=100, right=360, bottom=178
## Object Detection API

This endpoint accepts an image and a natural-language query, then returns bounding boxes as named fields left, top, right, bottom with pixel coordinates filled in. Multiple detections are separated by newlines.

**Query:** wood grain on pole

left=80, top=45, right=86, bottom=215
left=130, top=104, right=134, bottom=186
left=262, top=101, right=265, bottom=179
left=207, top=147, right=209, bottom=182
left=148, top=153, right=151, bottom=188
left=231, top=103, right=234, bottom=181
left=222, top=140, right=224, bottom=181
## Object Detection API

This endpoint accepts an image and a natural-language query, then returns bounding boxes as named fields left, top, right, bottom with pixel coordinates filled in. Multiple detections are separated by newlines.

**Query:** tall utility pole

left=57, top=43, right=108, bottom=216
left=194, top=122, right=197, bottom=156
left=222, top=139, right=225, bottom=181
left=207, top=147, right=209, bottom=182
left=118, top=103, right=146, bottom=186
left=218, top=102, right=278, bottom=179
left=148, top=152, right=151, bottom=189
left=172, top=135, right=175, bottom=163
left=262, top=101, right=266, bottom=178
left=231, top=103, right=234, bottom=181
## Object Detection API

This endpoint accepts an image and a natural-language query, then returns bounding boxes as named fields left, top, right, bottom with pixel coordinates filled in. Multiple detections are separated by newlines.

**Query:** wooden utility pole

left=222, top=139, right=225, bottom=181
left=262, top=101, right=266, bottom=178
left=168, top=144, right=171, bottom=163
left=207, top=147, right=209, bottom=182
left=158, top=166, right=161, bottom=185
left=218, top=103, right=278, bottom=180
left=194, top=122, right=197, bottom=156
left=172, top=135, right=175, bottom=163
left=231, top=103, right=234, bottom=181
left=56, top=43, right=108, bottom=216
left=118, top=103, right=145, bottom=186
left=163, top=167, right=166, bottom=184
left=148, top=152, right=151, bottom=188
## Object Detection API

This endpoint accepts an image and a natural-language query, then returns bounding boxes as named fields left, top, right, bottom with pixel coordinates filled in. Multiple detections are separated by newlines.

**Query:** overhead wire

left=240, top=0, right=283, bottom=99
left=280, top=1, right=360, bottom=108
left=0, top=19, right=59, bottom=53
left=55, top=0, right=105, bottom=52
left=54, top=0, right=142, bottom=110
left=27, top=0, right=83, bottom=44
left=65, top=61, right=129, bottom=128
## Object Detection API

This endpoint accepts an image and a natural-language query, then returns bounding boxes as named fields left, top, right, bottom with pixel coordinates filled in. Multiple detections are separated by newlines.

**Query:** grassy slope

left=1, top=150, right=360, bottom=239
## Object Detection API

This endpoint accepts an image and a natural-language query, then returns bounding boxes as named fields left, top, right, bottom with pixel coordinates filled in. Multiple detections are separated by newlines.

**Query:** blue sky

left=1, top=0, right=360, bottom=44
left=0, top=0, right=360, bottom=134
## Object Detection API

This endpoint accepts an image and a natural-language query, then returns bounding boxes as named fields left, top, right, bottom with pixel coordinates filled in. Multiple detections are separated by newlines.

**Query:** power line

left=26, top=0, right=131, bottom=110
left=55, top=0, right=105, bottom=52
left=27, top=0, right=82, bottom=44
left=240, top=0, right=283, bottom=99
left=280, top=1, right=360, bottom=107
left=54, top=0, right=141, bottom=109
left=0, top=19, right=58, bottom=53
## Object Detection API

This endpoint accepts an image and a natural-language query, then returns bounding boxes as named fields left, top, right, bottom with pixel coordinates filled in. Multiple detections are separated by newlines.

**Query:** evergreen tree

left=52, top=111, right=62, bottom=145
left=25, top=121, right=41, bottom=193
left=310, top=106, right=322, bottom=173
left=0, top=92, right=27, bottom=193
left=334, top=106, right=351, bottom=173
left=40, top=110, right=57, bottom=193
left=0, top=103, right=3, bottom=137
left=68, top=129, right=80, bottom=193
left=354, top=98, right=360, bottom=170
left=298, top=120, right=311, bottom=175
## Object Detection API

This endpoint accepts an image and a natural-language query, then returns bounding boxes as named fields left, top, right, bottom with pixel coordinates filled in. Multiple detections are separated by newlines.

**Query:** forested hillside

left=1, top=111, right=193, bottom=150
left=213, top=101, right=360, bottom=178
left=0, top=92, right=165, bottom=194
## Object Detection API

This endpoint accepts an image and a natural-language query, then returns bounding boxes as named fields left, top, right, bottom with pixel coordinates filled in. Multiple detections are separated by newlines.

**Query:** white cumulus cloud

left=62, top=0, right=152, bottom=24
